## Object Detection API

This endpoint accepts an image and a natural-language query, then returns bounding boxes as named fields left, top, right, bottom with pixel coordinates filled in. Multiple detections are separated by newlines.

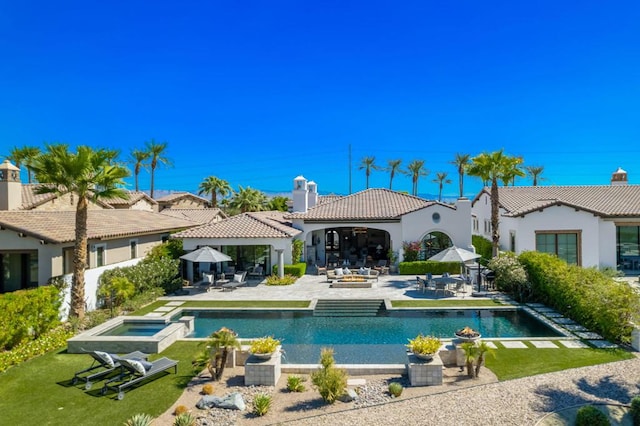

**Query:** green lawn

left=0, top=341, right=200, bottom=426
left=485, top=341, right=634, bottom=380
left=391, top=299, right=509, bottom=308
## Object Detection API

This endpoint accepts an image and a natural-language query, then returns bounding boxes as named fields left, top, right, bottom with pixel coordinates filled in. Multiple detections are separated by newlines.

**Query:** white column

left=276, top=249, right=285, bottom=278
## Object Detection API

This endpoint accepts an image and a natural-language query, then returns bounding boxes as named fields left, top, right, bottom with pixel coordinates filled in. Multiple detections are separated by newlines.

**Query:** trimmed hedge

left=0, top=286, right=62, bottom=351
left=472, top=235, right=492, bottom=263
left=398, top=261, right=461, bottom=275
left=518, top=251, right=640, bottom=343
left=271, top=262, right=307, bottom=277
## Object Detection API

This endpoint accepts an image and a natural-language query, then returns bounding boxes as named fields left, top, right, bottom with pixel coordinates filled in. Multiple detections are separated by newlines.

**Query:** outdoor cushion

left=233, top=273, right=244, bottom=282
left=335, top=268, right=344, bottom=276
left=344, top=267, right=351, bottom=275
left=94, top=351, right=114, bottom=368
left=358, top=267, right=366, bottom=275
left=127, top=359, right=147, bottom=376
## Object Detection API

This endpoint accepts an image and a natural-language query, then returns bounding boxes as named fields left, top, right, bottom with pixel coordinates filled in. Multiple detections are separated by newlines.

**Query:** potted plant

left=249, top=336, right=281, bottom=359
left=455, top=326, right=481, bottom=342
left=388, top=249, right=399, bottom=273
left=406, top=334, right=442, bottom=361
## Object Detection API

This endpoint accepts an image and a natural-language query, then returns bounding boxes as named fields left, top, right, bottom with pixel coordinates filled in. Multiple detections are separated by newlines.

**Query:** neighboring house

left=172, top=210, right=301, bottom=282
left=156, top=192, right=210, bottom=211
left=160, top=208, right=227, bottom=225
left=20, top=184, right=114, bottom=210
left=471, top=167, right=640, bottom=274
left=102, top=190, right=158, bottom=211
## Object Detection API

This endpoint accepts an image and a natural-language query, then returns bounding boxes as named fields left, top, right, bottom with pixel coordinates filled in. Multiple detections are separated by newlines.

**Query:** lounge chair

left=222, top=271, right=247, bottom=291
left=72, top=349, right=148, bottom=390
left=101, top=357, right=178, bottom=400
left=248, top=265, right=264, bottom=280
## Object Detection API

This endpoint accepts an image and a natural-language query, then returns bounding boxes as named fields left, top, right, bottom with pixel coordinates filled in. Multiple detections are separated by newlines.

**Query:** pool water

left=101, top=322, right=167, bottom=337
left=180, top=309, right=562, bottom=364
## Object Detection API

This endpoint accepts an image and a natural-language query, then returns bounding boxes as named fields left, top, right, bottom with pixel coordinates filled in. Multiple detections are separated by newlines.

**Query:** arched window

left=325, top=230, right=340, bottom=251
left=421, top=232, right=453, bottom=259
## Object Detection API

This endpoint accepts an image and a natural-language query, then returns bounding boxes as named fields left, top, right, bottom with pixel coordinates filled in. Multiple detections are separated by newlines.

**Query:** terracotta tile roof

left=173, top=211, right=301, bottom=239
left=287, top=188, right=441, bottom=221
left=318, top=194, right=344, bottom=205
left=102, top=191, right=157, bottom=207
left=155, top=192, right=209, bottom=204
left=0, top=210, right=196, bottom=244
left=160, top=208, right=227, bottom=224
left=484, top=185, right=640, bottom=217
left=20, top=184, right=114, bottom=210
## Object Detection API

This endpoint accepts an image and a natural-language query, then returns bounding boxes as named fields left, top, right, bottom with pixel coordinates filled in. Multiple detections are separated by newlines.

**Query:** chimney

left=0, top=160, right=21, bottom=210
left=292, top=175, right=308, bottom=212
left=611, top=167, right=628, bottom=186
left=307, top=180, right=318, bottom=208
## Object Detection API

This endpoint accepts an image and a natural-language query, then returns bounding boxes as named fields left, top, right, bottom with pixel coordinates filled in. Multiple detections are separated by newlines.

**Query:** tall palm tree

left=406, top=159, right=428, bottom=196
left=450, top=153, right=471, bottom=198
left=525, top=165, right=545, bottom=186
left=198, top=176, right=231, bottom=208
left=129, top=149, right=150, bottom=192
left=31, top=144, right=129, bottom=320
left=267, top=195, right=290, bottom=212
left=467, top=149, right=524, bottom=257
left=145, top=139, right=172, bottom=198
left=501, top=156, right=525, bottom=186
left=228, top=186, right=267, bottom=213
left=432, top=172, right=452, bottom=202
left=8, top=146, right=41, bottom=183
left=384, top=159, right=406, bottom=190
left=358, top=156, right=380, bottom=189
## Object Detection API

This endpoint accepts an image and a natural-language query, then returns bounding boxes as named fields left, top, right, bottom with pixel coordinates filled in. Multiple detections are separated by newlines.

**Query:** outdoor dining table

left=432, top=276, right=465, bottom=291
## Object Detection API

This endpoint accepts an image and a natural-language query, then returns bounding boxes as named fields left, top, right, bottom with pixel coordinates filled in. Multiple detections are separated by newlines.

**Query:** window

left=432, top=212, right=441, bottom=223
left=472, top=217, right=479, bottom=232
left=95, top=244, right=106, bottom=267
left=617, top=225, right=640, bottom=271
left=129, top=240, right=138, bottom=259
left=535, top=231, right=580, bottom=265
left=63, top=247, right=74, bottom=274
left=484, top=220, right=492, bottom=235
left=509, top=231, right=516, bottom=252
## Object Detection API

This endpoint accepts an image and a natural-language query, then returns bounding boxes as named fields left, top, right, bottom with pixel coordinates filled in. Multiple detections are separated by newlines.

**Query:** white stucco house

left=471, top=168, right=640, bottom=274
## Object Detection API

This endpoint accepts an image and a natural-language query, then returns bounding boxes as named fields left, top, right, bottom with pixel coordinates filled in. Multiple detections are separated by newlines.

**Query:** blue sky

left=1, top=1, right=639, bottom=198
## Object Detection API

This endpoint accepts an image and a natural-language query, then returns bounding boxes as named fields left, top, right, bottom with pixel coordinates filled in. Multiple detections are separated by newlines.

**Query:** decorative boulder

left=196, top=392, right=246, bottom=411
left=339, top=388, right=359, bottom=402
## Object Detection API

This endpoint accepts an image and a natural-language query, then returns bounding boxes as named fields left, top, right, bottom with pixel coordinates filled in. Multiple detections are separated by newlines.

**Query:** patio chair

left=248, top=265, right=264, bottom=280
left=373, top=260, right=389, bottom=275
left=224, top=266, right=236, bottom=275
left=434, top=280, right=447, bottom=298
left=316, top=262, right=327, bottom=275
left=72, top=349, right=148, bottom=390
left=101, top=357, right=178, bottom=400
left=222, top=271, right=247, bottom=291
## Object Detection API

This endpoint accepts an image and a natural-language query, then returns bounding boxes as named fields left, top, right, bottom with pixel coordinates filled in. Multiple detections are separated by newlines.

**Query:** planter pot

left=412, top=353, right=434, bottom=362
left=454, top=334, right=481, bottom=343
left=250, top=352, right=275, bottom=360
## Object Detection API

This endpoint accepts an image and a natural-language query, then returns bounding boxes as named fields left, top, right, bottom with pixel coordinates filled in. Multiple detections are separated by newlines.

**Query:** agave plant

left=124, top=413, right=154, bottom=426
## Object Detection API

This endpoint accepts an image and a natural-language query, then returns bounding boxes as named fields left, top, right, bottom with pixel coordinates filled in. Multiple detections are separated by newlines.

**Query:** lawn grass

left=130, top=300, right=169, bottom=316
left=391, top=299, right=509, bottom=308
left=485, top=341, right=635, bottom=381
left=0, top=341, right=200, bottom=425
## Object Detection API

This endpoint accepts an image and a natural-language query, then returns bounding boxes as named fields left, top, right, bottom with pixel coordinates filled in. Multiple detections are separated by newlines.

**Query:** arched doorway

left=421, top=231, right=453, bottom=259
left=322, top=227, right=390, bottom=267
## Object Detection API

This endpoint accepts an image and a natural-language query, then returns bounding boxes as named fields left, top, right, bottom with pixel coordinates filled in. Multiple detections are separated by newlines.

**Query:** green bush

left=388, top=382, right=403, bottom=397
left=271, top=263, right=306, bottom=277
left=575, top=405, right=610, bottom=426
left=287, top=375, right=306, bottom=392
left=488, top=252, right=530, bottom=301
left=124, top=413, right=154, bottom=426
left=99, top=256, right=180, bottom=296
left=630, top=395, right=640, bottom=426
left=519, top=251, right=640, bottom=343
left=0, top=286, right=62, bottom=350
left=292, top=240, right=304, bottom=263
left=265, top=274, right=297, bottom=286
left=252, top=393, right=272, bottom=416
left=398, top=261, right=460, bottom=275
left=0, top=324, right=73, bottom=372
left=147, top=238, right=184, bottom=261
left=472, top=235, right=492, bottom=262
left=311, top=348, right=348, bottom=404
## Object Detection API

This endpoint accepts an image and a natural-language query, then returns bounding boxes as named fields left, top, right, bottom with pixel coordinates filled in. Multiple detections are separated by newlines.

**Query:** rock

left=196, top=392, right=246, bottom=411
left=339, top=388, right=359, bottom=402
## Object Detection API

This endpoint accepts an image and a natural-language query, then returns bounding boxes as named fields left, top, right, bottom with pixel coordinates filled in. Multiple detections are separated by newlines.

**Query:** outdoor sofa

left=326, top=267, right=379, bottom=282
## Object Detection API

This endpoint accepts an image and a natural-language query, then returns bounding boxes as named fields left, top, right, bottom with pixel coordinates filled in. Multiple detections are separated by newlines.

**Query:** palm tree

left=358, top=156, right=380, bottom=189
left=31, top=144, right=129, bottom=320
left=384, top=159, right=406, bottom=190
left=8, top=146, right=41, bottom=183
left=198, top=176, right=231, bottom=208
left=432, top=172, right=452, bottom=202
left=525, top=165, right=545, bottom=186
left=406, top=159, right=428, bottom=196
left=501, top=156, right=525, bottom=186
left=474, top=341, right=495, bottom=377
left=461, top=342, right=480, bottom=378
left=228, top=186, right=267, bottom=213
left=145, top=139, right=172, bottom=198
left=204, top=327, right=241, bottom=381
left=128, top=149, right=150, bottom=192
left=467, top=149, right=525, bottom=257
left=450, top=153, right=470, bottom=198
left=267, top=195, right=290, bottom=212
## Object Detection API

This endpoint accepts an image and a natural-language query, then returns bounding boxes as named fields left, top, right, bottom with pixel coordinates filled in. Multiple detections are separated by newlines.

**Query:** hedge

left=0, top=286, right=62, bottom=351
left=398, top=261, right=461, bottom=275
left=518, top=251, right=640, bottom=343
left=271, top=263, right=307, bottom=277
left=472, top=235, right=492, bottom=263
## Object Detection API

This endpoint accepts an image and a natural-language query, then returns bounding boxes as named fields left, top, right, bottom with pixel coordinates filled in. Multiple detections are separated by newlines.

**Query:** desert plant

left=265, top=274, right=298, bottom=286
left=461, top=342, right=480, bottom=378
left=388, top=382, right=403, bottom=397
left=406, top=335, right=442, bottom=355
left=474, top=341, right=495, bottom=377
left=173, top=412, right=196, bottom=426
left=292, top=239, right=304, bottom=263
left=202, top=327, right=241, bottom=381
left=201, top=383, right=214, bottom=395
left=575, top=405, right=610, bottom=426
left=173, top=405, right=189, bottom=415
left=311, top=348, right=348, bottom=404
left=630, top=395, right=640, bottom=426
left=124, top=413, right=154, bottom=426
left=253, top=393, right=272, bottom=416
left=249, top=336, right=280, bottom=355
left=287, top=375, right=306, bottom=392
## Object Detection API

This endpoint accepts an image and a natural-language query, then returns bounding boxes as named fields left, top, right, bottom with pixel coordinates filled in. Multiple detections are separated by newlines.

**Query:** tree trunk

left=466, top=359, right=475, bottom=378
left=475, top=353, right=485, bottom=377
left=71, top=197, right=89, bottom=320
left=150, top=168, right=155, bottom=198
left=490, top=178, right=500, bottom=257
left=214, top=348, right=228, bottom=381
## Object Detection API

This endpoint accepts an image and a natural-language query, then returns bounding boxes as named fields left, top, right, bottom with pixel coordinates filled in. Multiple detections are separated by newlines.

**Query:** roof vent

left=611, top=167, right=628, bottom=186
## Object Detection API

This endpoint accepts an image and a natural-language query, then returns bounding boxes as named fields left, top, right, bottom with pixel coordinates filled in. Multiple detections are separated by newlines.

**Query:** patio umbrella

left=428, top=246, right=480, bottom=263
left=180, top=246, right=232, bottom=263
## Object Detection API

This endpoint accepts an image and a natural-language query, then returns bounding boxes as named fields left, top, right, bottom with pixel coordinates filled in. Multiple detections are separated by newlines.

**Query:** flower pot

left=454, top=334, right=481, bottom=343
left=412, top=353, right=434, bottom=362
left=250, top=352, right=274, bottom=360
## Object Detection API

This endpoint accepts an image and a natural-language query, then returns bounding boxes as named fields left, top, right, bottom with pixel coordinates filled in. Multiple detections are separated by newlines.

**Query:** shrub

left=146, top=238, right=184, bottom=261
left=388, top=382, right=403, bottom=397
left=402, top=241, right=421, bottom=262
left=406, top=335, right=441, bottom=355
left=253, top=393, right=272, bottom=416
left=0, top=324, right=73, bottom=373
left=173, top=412, right=196, bottom=426
left=201, top=384, right=214, bottom=395
left=271, top=263, right=306, bottom=277
left=249, top=336, right=280, bottom=355
left=124, top=413, right=154, bottom=426
left=98, top=276, right=135, bottom=311
left=472, top=235, right=492, bottom=262
left=575, top=405, right=610, bottom=426
left=398, top=261, right=460, bottom=275
left=292, top=239, right=304, bottom=263
left=173, top=405, right=189, bottom=415
left=630, top=395, right=640, bottom=426
left=311, top=348, right=348, bottom=404
left=287, top=375, right=306, bottom=392
left=265, top=274, right=298, bottom=286
left=487, top=252, right=530, bottom=301
left=99, top=256, right=180, bottom=296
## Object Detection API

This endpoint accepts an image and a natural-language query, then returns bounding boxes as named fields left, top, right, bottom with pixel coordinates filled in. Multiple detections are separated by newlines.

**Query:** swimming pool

left=100, top=321, right=168, bottom=337
left=179, top=308, right=564, bottom=364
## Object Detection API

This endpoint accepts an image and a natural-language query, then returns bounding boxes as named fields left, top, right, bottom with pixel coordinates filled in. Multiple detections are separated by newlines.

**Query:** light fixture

left=376, top=244, right=383, bottom=250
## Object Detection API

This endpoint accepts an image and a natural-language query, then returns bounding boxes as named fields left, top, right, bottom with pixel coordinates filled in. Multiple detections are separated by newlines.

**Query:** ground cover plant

left=0, top=341, right=199, bottom=426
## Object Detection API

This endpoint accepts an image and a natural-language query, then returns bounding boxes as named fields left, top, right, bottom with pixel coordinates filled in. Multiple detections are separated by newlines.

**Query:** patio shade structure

left=180, top=246, right=232, bottom=263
